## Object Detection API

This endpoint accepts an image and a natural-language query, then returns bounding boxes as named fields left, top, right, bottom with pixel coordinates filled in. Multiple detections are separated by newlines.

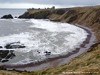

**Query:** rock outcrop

left=0, top=50, right=15, bottom=63
left=1, top=14, right=13, bottom=19
left=18, top=8, right=67, bottom=19
left=4, top=42, right=26, bottom=49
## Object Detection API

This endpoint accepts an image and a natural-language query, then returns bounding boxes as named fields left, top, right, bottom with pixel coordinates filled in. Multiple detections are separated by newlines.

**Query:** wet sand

left=0, top=24, right=95, bottom=71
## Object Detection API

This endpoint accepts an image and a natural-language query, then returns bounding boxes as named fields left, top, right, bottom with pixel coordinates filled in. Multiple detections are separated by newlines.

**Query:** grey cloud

left=0, top=0, right=100, bottom=5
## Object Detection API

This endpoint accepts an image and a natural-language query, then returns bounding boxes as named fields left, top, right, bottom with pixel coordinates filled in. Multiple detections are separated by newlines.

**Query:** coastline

left=0, top=5, right=100, bottom=75
left=0, top=22, right=95, bottom=71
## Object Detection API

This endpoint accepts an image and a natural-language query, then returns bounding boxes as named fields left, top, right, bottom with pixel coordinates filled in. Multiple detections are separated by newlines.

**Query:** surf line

left=0, top=24, right=95, bottom=71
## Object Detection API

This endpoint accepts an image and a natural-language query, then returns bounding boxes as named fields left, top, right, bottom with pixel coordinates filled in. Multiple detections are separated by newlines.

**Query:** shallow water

left=0, top=19, right=88, bottom=66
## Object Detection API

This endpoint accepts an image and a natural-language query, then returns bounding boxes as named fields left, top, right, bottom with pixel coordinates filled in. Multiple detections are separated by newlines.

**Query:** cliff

left=19, top=6, right=100, bottom=43
left=0, top=5, right=100, bottom=75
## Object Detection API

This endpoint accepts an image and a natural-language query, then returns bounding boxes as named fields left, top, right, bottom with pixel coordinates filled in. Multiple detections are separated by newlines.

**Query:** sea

left=0, top=8, right=89, bottom=71
left=0, top=8, right=26, bottom=18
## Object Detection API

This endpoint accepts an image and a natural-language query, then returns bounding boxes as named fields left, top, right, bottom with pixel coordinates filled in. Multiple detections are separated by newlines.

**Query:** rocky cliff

left=19, top=6, right=100, bottom=43
left=1, top=14, right=13, bottom=19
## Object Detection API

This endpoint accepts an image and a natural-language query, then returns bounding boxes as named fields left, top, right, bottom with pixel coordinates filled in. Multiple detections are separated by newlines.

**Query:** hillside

left=0, top=5, right=100, bottom=75
left=19, top=5, right=100, bottom=43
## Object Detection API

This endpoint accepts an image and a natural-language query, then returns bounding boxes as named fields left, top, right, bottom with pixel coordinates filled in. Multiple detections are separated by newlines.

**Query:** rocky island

left=1, top=14, right=13, bottom=19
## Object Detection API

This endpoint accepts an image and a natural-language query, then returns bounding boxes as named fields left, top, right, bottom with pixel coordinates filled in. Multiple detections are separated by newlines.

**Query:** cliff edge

left=19, top=6, right=100, bottom=43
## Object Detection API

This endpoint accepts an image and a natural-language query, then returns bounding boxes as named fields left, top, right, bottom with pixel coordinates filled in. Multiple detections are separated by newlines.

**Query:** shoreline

left=0, top=22, right=95, bottom=71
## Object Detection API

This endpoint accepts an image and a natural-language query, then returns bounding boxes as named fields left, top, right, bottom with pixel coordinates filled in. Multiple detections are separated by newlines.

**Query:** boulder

left=44, top=51, right=51, bottom=56
left=15, top=16, right=18, bottom=18
left=1, top=14, right=13, bottom=19
left=1, top=60, right=9, bottom=63
left=0, top=46, right=3, bottom=48
left=0, top=50, right=16, bottom=63
left=0, top=50, right=9, bottom=58
left=5, top=42, right=26, bottom=49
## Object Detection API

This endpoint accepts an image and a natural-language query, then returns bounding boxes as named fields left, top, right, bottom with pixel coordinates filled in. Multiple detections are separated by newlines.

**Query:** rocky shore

left=19, top=5, right=100, bottom=43
left=0, top=25, right=94, bottom=71
left=0, top=5, right=100, bottom=75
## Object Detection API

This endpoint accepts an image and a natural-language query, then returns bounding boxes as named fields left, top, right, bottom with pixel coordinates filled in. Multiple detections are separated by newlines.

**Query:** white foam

left=29, top=19, right=87, bottom=33
left=0, top=32, right=34, bottom=52
left=0, top=19, right=88, bottom=64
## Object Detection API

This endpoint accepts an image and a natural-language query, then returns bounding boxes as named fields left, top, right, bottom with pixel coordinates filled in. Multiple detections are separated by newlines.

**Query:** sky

left=0, top=0, right=100, bottom=9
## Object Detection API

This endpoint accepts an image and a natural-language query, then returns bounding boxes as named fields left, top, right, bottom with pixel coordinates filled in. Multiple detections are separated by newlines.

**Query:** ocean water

left=0, top=19, right=88, bottom=65
left=0, top=9, right=26, bottom=18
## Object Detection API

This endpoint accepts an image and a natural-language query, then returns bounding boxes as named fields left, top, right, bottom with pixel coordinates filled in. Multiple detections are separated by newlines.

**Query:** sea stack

left=1, top=14, right=13, bottom=19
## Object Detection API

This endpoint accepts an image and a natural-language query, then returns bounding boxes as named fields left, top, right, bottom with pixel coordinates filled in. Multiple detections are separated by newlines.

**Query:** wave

left=0, top=19, right=88, bottom=65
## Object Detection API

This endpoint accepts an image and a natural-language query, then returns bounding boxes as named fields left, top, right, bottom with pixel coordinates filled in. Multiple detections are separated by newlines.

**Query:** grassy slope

left=0, top=6, right=100, bottom=75
left=29, top=43, right=100, bottom=75
left=0, top=70, right=24, bottom=75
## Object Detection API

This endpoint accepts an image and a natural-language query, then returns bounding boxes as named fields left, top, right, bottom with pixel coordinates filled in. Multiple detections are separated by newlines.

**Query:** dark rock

left=1, top=14, right=13, bottom=19
left=6, top=44, right=25, bottom=49
left=10, top=50, right=14, bottom=53
left=15, top=16, right=17, bottom=18
left=18, top=12, right=30, bottom=18
left=0, top=50, right=9, bottom=58
left=0, top=50, right=16, bottom=63
left=5, top=53, right=15, bottom=59
left=37, top=51, right=40, bottom=53
left=0, top=46, right=3, bottom=48
left=5, top=42, right=26, bottom=49
left=1, top=60, right=9, bottom=63
left=44, top=51, right=51, bottom=55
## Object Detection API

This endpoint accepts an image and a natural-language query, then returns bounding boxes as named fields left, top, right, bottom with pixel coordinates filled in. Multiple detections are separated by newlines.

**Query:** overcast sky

left=0, top=0, right=100, bottom=8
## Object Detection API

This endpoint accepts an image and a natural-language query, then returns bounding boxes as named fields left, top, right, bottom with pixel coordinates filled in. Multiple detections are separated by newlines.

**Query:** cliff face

left=58, top=6, right=100, bottom=43
left=19, top=6, right=100, bottom=42
left=19, top=8, right=68, bottom=19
